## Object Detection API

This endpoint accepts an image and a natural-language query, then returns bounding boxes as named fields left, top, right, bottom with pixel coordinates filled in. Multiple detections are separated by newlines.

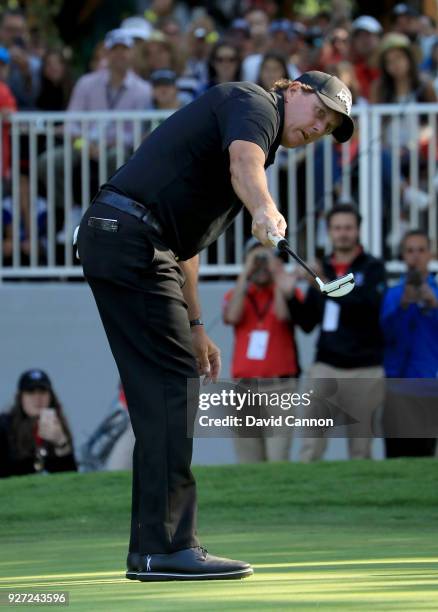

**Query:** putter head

left=316, top=273, right=355, bottom=298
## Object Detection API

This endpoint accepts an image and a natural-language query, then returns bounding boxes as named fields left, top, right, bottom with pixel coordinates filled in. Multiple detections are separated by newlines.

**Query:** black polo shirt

left=107, top=82, right=285, bottom=260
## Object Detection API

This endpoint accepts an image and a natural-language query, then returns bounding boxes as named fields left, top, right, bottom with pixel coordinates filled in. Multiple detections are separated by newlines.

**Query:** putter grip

left=267, top=231, right=287, bottom=249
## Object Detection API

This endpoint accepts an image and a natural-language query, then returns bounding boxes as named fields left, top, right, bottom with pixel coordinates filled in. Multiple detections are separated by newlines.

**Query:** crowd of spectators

left=1, top=214, right=437, bottom=476
left=1, top=4, right=438, bottom=476
left=0, top=4, right=436, bottom=112
left=224, top=206, right=438, bottom=463
left=1, top=3, right=438, bottom=262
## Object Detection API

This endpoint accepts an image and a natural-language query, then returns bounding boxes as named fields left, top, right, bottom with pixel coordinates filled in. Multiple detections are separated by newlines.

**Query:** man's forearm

left=179, top=255, right=202, bottom=320
left=230, top=156, right=277, bottom=216
left=229, top=141, right=286, bottom=244
left=223, top=273, right=247, bottom=324
left=274, top=286, right=290, bottom=321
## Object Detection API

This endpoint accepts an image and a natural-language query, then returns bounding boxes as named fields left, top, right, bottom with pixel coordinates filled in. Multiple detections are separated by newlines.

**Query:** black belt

left=92, top=189, right=163, bottom=237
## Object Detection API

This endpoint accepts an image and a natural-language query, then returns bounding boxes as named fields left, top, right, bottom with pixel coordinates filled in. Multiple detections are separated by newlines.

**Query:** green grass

left=1, top=460, right=438, bottom=610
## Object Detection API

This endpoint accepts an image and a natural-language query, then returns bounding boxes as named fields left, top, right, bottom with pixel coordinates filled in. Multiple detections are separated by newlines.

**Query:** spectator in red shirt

left=0, top=46, right=17, bottom=261
left=0, top=47, right=16, bottom=178
left=350, top=15, right=383, bottom=100
left=319, top=28, right=350, bottom=70
left=223, top=238, right=307, bottom=463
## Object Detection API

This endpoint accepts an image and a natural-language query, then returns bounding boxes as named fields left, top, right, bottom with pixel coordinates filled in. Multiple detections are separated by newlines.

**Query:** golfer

left=77, top=71, right=354, bottom=581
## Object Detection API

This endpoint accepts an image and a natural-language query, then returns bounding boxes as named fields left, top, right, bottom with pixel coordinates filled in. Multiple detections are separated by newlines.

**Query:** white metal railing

left=1, top=104, right=438, bottom=279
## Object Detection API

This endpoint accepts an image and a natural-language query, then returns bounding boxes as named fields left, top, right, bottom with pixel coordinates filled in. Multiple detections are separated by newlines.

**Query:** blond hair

left=270, top=79, right=315, bottom=93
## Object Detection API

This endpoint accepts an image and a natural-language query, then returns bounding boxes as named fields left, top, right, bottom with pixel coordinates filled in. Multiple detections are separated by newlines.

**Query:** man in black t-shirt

left=77, top=71, right=353, bottom=582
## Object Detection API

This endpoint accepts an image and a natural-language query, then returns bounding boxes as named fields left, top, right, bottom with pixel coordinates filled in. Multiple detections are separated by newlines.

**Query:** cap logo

left=336, top=88, right=352, bottom=115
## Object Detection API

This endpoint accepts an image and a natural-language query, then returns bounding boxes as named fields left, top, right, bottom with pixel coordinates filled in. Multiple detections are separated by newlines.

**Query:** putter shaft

left=277, top=239, right=318, bottom=280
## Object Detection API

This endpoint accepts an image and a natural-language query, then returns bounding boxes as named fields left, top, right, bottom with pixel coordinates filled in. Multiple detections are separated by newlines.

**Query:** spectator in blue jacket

left=381, top=229, right=438, bottom=457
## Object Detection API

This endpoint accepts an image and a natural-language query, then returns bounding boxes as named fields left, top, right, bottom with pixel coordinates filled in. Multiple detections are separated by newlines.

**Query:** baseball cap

left=0, top=47, right=10, bottom=64
left=270, top=19, right=294, bottom=39
left=120, top=16, right=153, bottom=41
left=379, top=32, right=411, bottom=55
left=290, top=22, right=307, bottom=37
left=392, top=3, right=419, bottom=17
left=104, top=29, right=134, bottom=49
left=230, top=18, right=250, bottom=32
left=295, top=71, right=354, bottom=143
left=194, top=27, right=207, bottom=39
left=18, top=369, right=52, bottom=392
left=351, top=15, right=383, bottom=35
left=150, top=69, right=177, bottom=85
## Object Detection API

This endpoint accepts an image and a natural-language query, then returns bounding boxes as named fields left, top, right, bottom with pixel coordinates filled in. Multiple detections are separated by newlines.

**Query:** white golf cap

left=352, top=15, right=383, bottom=34
left=104, top=29, right=134, bottom=49
left=120, top=16, right=153, bottom=41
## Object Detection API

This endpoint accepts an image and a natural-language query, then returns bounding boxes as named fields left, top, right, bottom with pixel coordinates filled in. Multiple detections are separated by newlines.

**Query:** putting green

left=0, top=461, right=437, bottom=610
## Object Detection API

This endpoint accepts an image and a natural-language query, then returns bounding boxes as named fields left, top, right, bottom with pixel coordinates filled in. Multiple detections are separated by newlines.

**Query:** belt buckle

left=140, top=210, right=150, bottom=224
left=140, top=209, right=162, bottom=237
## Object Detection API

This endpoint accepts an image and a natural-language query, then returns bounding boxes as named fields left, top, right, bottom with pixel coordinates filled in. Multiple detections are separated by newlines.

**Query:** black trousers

left=384, top=438, right=437, bottom=458
left=383, top=389, right=437, bottom=459
left=78, top=201, right=200, bottom=554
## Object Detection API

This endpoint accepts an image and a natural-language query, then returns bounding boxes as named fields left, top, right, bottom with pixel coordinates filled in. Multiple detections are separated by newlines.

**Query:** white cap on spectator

left=352, top=15, right=383, bottom=35
left=120, top=16, right=153, bottom=41
left=104, top=29, right=135, bottom=49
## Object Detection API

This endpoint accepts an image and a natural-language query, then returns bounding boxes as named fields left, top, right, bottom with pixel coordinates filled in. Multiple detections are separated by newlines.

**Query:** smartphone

left=39, top=407, right=57, bottom=422
left=406, top=269, right=422, bottom=287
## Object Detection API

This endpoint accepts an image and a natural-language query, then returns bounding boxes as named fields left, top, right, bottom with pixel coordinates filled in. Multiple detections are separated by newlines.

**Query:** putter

left=267, top=232, right=355, bottom=298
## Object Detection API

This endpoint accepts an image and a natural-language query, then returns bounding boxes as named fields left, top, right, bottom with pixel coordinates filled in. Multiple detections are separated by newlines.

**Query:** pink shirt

left=67, top=69, right=153, bottom=146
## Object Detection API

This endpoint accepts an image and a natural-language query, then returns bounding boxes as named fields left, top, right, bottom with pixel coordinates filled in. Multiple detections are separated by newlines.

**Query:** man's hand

left=9, top=46, right=30, bottom=75
left=270, top=257, right=297, bottom=297
left=251, top=205, right=286, bottom=246
left=190, top=325, right=221, bottom=384
left=38, top=409, right=69, bottom=447
left=243, top=248, right=266, bottom=278
left=419, top=283, right=438, bottom=309
left=401, top=283, right=420, bottom=309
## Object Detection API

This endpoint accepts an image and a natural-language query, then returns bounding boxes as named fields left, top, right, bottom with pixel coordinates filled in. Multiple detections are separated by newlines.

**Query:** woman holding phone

left=0, top=369, right=77, bottom=477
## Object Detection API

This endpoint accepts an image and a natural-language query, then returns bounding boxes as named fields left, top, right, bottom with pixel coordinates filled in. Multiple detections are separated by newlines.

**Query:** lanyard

left=106, top=84, right=125, bottom=110
left=247, top=292, right=273, bottom=324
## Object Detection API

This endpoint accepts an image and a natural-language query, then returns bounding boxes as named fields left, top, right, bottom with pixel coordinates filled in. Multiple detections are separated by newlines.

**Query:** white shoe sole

left=126, top=567, right=253, bottom=581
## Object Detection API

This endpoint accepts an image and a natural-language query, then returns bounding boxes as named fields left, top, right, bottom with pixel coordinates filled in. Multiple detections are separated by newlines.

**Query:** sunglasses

left=214, top=56, right=238, bottom=63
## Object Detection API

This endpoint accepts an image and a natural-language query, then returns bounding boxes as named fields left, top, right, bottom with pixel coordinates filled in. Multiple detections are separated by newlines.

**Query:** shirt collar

left=264, top=90, right=285, bottom=167
left=272, top=90, right=285, bottom=150
left=329, top=245, right=363, bottom=268
left=248, top=282, right=274, bottom=295
left=102, top=69, right=133, bottom=89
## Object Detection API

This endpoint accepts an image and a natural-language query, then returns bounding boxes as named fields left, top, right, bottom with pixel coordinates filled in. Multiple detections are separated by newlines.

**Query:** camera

left=254, top=253, right=268, bottom=265
left=406, top=269, right=423, bottom=287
